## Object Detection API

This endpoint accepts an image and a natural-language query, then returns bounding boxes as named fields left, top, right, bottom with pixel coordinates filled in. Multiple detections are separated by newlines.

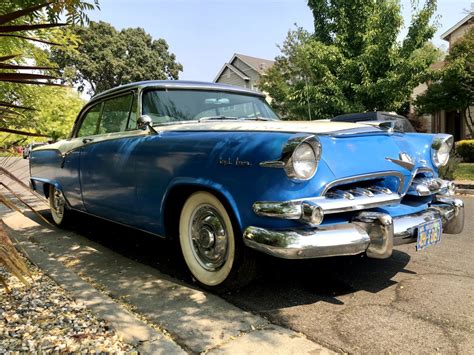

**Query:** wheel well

left=163, top=185, right=241, bottom=240
left=43, top=183, right=51, bottom=199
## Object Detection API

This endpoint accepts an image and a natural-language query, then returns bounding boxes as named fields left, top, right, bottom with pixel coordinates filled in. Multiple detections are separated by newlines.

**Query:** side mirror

left=137, top=115, right=153, bottom=130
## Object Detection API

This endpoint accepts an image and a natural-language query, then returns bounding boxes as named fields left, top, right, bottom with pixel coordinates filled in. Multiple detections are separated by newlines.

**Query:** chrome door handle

left=82, top=138, right=93, bottom=144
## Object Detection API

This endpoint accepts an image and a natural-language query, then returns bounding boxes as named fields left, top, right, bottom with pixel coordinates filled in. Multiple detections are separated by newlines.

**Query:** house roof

left=233, top=53, right=275, bottom=74
left=214, top=53, right=274, bottom=82
left=213, top=63, right=250, bottom=83
left=441, top=12, right=474, bottom=41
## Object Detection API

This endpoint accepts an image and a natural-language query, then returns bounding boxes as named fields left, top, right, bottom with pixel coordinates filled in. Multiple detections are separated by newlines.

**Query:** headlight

left=259, top=135, right=322, bottom=181
left=285, top=139, right=321, bottom=180
left=431, top=134, right=453, bottom=167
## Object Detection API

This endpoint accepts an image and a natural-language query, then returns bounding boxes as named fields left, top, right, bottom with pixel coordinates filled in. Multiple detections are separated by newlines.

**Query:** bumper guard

left=243, top=196, right=464, bottom=259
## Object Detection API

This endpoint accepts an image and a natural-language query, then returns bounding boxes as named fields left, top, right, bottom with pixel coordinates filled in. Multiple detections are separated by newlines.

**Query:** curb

left=4, top=217, right=185, bottom=354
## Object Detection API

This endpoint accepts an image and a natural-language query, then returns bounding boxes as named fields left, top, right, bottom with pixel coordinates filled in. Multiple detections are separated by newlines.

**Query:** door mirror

left=137, top=115, right=153, bottom=130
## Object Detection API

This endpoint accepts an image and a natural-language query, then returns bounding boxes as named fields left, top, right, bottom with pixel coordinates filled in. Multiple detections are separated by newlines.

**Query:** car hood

left=157, top=120, right=378, bottom=134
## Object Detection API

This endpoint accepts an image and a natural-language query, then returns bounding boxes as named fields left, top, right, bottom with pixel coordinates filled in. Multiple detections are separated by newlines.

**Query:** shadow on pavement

left=25, top=208, right=412, bottom=311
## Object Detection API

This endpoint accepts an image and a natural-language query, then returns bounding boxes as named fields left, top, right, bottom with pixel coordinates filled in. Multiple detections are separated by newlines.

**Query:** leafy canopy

left=260, top=0, right=441, bottom=120
left=51, top=21, right=183, bottom=95
left=0, top=0, right=98, bottom=139
left=415, top=26, right=474, bottom=136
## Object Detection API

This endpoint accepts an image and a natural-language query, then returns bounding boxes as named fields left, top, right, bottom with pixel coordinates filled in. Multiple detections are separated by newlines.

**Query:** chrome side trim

left=244, top=196, right=464, bottom=260
left=259, top=161, right=286, bottom=168
left=385, top=156, right=415, bottom=171
left=253, top=201, right=301, bottom=219
left=321, top=171, right=405, bottom=195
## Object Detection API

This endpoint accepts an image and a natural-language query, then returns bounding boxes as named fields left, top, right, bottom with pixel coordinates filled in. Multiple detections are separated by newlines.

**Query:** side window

left=77, top=104, right=102, bottom=137
left=98, top=94, right=134, bottom=134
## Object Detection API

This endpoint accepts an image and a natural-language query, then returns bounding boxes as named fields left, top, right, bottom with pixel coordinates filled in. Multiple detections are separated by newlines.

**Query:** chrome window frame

left=71, top=89, right=139, bottom=139
left=138, top=86, right=276, bottom=123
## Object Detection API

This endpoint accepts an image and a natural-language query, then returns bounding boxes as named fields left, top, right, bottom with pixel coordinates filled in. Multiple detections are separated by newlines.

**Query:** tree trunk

left=463, top=107, right=474, bottom=138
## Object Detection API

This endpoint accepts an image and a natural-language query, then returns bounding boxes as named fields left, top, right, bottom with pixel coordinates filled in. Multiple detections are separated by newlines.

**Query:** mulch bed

left=0, top=258, right=134, bottom=352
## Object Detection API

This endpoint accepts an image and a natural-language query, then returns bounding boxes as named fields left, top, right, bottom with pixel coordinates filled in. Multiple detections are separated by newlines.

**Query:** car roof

left=91, top=80, right=265, bottom=101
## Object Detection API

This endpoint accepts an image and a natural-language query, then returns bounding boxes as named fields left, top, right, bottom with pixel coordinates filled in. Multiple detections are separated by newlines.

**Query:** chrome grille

left=316, top=183, right=399, bottom=214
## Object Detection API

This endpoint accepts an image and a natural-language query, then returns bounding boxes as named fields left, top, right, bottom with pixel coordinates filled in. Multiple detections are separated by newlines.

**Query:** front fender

left=161, top=177, right=244, bottom=231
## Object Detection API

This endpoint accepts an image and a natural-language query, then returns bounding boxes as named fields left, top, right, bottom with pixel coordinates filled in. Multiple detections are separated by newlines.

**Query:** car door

left=57, top=102, right=103, bottom=211
left=79, top=91, right=146, bottom=224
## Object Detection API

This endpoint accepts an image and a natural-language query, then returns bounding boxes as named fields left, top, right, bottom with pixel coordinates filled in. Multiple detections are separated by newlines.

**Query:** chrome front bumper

left=243, top=197, right=464, bottom=259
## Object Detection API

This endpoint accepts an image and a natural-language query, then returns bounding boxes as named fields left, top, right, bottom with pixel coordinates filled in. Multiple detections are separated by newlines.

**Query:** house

left=214, top=53, right=274, bottom=91
left=441, top=12, right=474, bottom=48
left=411, top=12, right=473, bottom=140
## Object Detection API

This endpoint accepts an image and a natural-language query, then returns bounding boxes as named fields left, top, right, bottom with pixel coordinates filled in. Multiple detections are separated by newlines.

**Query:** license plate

left=416, top=219, right=442, bottom=250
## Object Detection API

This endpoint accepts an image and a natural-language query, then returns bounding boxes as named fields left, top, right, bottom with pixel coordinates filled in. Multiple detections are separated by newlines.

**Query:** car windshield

left=142, top=89, right=279, bottom=124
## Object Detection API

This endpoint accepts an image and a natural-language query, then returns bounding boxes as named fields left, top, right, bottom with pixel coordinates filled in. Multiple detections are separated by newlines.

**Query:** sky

left=87, top=0, right=473, bottom=82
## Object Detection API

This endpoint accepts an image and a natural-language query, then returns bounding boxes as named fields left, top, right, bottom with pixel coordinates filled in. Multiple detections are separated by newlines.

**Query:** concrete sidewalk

left=2, top=208, right=332, bottom=354
left=455, top=180, right=474, bottom=195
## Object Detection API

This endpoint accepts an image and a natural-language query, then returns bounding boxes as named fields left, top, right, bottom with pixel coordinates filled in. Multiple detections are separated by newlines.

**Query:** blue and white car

left=29, top=81, right=464, bottom=290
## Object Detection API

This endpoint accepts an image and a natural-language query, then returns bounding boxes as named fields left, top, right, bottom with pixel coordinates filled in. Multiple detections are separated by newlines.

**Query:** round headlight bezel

left=284, top=137, right=322, bottom=181
left=431, top=134, right=453, bottom=168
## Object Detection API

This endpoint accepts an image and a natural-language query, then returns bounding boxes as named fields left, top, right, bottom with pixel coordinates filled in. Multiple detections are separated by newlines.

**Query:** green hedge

left=456, top=140, right=474, bottom=162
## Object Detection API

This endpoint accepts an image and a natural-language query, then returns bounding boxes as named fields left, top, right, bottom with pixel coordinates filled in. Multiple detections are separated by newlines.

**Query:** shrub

left=455, top=140, right=474, bottom=162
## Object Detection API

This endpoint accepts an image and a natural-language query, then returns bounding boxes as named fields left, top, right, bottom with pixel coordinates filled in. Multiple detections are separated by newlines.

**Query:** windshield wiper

left=198, top=116, right=240, bottom=122
left=243, top=116, right=275, bottom=121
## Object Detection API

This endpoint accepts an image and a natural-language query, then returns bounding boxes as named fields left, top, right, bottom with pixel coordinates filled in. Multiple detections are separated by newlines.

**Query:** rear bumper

left=243, top=196, right=464, bottom=259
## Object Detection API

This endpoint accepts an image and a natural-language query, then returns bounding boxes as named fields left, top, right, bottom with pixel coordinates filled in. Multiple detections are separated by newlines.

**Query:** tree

left=0, top=1, right=98, bottom=136
left=51, top=21, right=183, bottom=95
left=415, top=26, right=474, bottom=137
left=0, top=1, right=97, bottom=291
left=260, top=0, right=441, bottom=120
left=34, top=86, right=85, bottom=139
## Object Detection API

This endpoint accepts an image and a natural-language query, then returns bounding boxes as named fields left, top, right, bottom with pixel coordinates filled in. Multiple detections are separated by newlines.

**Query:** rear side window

left=98, top=94, right=134, bottom=134
left=77, top=104, right=102, bottom=137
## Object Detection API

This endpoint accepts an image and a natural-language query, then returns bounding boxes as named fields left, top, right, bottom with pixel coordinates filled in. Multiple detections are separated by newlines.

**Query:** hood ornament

left=386, top=152, right=415, bottom=170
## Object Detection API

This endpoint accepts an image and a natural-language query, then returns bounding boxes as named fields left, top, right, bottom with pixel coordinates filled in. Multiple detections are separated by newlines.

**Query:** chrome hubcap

left=53, top=190, right=65, bottom=217
left=190, top=205, right=228, bottom=271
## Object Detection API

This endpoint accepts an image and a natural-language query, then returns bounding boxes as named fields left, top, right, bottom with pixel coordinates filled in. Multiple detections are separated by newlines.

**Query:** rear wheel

left=49, top=185, right=69, bottom=226
left=179, top=191, right=256, bottom=291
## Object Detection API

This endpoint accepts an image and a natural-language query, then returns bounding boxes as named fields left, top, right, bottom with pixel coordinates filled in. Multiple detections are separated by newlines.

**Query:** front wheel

left=49, top=185, right=70, bottom=226
left=179, top=191, right=256, bottom=291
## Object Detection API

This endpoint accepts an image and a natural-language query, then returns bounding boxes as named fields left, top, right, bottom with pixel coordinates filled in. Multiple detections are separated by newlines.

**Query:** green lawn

left=454, top=163, right=474, bottom=181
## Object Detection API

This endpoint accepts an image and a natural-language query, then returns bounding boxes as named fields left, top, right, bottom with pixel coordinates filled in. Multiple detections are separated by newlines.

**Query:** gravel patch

left=0, top=258, right=134, bottom=352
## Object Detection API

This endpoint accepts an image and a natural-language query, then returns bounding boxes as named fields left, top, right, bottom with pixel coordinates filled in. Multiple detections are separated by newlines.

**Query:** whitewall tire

left=49, top=185, right=68, bottom=226
left=179, top=192, right=236, bottom=287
